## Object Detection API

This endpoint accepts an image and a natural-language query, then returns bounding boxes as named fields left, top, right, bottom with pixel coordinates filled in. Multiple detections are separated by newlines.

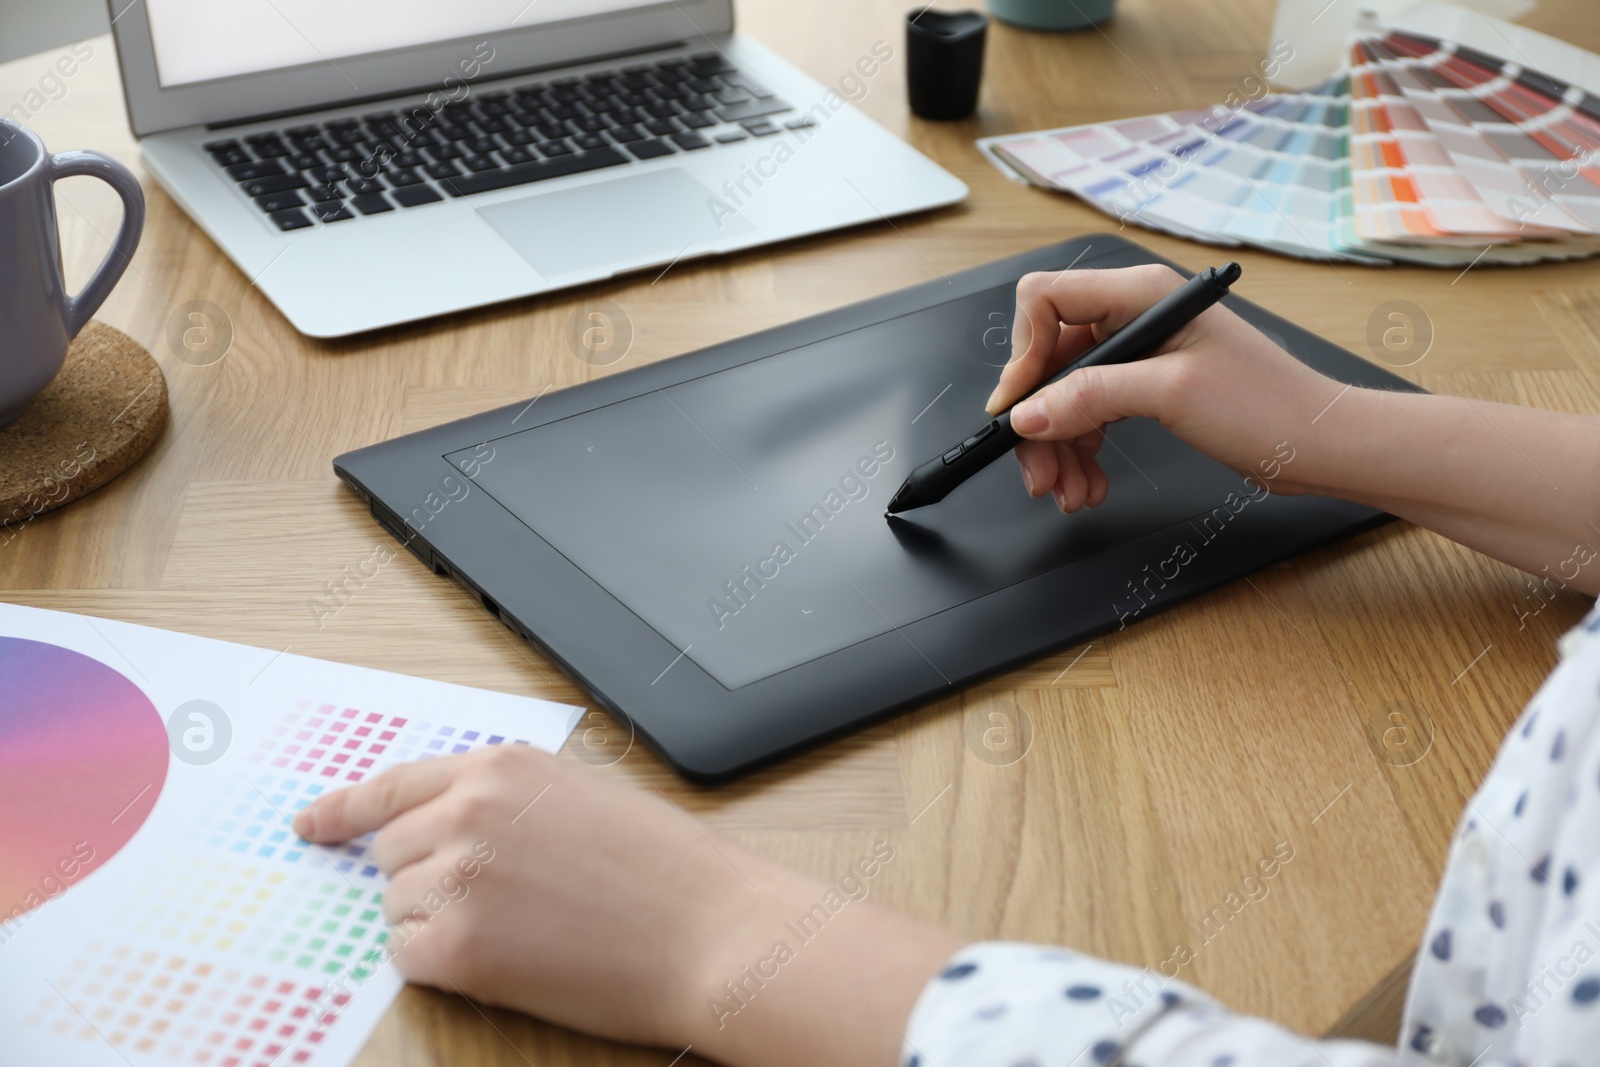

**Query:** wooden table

left=5, top=0, right=1599, bottom=1062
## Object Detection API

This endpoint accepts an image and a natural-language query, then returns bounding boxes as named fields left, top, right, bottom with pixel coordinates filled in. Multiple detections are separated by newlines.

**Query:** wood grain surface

left=4, top=0, right=1599, bottom=1062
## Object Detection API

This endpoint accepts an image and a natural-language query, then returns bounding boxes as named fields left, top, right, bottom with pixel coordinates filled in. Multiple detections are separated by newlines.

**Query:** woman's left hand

left=293, top=744, right=962, bottom=1065
left=294, top=744, right=761, bottom=1046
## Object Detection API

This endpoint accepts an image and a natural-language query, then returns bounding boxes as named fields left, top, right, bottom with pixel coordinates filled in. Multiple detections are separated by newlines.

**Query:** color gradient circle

left=0, top=638, right=167, bottom=920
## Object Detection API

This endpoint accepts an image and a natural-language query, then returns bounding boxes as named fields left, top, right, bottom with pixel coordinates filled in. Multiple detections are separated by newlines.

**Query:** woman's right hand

left=988, top=264, right=1348, bottom=511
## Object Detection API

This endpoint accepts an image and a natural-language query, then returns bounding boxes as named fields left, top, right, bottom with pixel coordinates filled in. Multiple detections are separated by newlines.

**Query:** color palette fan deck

left=979, top=26, right=1600, bottom=268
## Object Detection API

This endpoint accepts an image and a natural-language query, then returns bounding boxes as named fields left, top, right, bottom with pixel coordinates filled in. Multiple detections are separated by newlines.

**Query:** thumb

left=1007, top=361, right=1178, bottom=442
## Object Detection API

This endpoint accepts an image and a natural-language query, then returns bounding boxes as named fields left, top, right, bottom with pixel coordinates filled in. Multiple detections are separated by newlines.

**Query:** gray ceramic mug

left=0, top=119, right=144, bottom=427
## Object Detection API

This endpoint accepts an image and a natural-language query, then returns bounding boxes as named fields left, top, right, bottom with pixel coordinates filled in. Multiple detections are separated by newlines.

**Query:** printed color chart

left=0, top=603, right=582, bottom=1067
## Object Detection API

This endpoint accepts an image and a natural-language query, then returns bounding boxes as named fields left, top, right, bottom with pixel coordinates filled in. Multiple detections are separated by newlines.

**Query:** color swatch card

left=1361, top=33, right=1600, bottom=233
left=0, top=602, right=582, bottom=1067
left=980, top=81, right=1381, bottom=264
left=978, top=13, right=1600, bottom=268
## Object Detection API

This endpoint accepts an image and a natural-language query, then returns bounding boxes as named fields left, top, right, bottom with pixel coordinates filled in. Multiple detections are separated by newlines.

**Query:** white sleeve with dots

left=905, top=941, right=1447, bottom=1067
left=905, top=604, right=1600, bottom=1067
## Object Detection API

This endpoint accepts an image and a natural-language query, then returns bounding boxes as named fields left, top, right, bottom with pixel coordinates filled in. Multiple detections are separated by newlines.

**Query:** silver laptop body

left=109, top=1, right=968, bottom=337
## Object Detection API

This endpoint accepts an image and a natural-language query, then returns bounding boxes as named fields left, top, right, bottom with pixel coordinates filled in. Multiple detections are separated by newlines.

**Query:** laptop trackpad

left=475, top=167, right=755, bottom=279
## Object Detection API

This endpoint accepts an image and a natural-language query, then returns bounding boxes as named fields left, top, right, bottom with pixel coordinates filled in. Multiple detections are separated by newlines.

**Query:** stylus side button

left=942, top=446, right=965, bottom=464
left=960, top=423, right=997, bottom=452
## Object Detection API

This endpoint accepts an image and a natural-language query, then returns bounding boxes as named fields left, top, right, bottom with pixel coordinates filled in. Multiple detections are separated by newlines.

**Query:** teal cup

left=985, top=0, right=1116, bottom=30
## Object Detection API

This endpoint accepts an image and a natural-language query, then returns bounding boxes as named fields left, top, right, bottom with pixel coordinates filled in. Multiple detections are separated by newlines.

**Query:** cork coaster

left=0, top=321, right=169, bottom=525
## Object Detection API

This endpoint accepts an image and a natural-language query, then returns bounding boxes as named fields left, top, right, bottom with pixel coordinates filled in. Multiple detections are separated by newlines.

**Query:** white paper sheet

left=0, top=602, right=582, bottom=1067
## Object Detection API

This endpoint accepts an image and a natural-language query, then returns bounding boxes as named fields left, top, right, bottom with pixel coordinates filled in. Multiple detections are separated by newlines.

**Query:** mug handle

left=48, top=149, right=146, bottom=337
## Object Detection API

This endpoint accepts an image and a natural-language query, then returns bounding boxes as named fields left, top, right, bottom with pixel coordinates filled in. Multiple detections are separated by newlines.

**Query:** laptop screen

left=145, top=0, right=662, bottom=88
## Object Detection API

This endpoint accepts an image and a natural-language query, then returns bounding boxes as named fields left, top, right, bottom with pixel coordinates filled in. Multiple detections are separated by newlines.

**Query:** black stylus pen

left=884, top=262, right=1243, bottom=515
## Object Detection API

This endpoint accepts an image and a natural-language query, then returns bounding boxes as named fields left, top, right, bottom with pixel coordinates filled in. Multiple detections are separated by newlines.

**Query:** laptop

left=108, top=1, right=968, bottom=337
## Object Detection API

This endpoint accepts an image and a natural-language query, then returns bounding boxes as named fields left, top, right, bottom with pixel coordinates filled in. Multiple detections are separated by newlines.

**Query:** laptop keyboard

left=200, top=52, right=806, bottom=232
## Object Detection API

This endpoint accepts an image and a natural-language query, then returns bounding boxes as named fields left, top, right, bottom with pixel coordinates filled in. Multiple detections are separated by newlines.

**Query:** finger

left=998, top=322, right=1101, bottom=416
left=380, top=864, right=470, bottom=988
left=994, top=272, right=1055, bottom=412
left=369, top=801, right=451, bottom=875
left=384, top=905, right=433, bottom=972
left=381, top=865, right=439, bottom=927
left=989, top=290, right=1100, bottom=415
left=1054, top=444, right=1089, bottom=512
left=386, top=907, right=457, bottom=988
left=1009, top=359, right=1184, bottom=443
left=1076, top=440, right=1109, bottom=507
left=294, top=757, right=458, bottom=843
left=387, top=916, right=438, bottom=984
left=1014, top=439, right=1057, bottom=498
left=987, top=264, right=1185, bottom=414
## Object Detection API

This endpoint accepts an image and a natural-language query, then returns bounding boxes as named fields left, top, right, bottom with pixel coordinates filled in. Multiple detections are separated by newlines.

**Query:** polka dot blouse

left=904, top=602, right=1600, bottom=1067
